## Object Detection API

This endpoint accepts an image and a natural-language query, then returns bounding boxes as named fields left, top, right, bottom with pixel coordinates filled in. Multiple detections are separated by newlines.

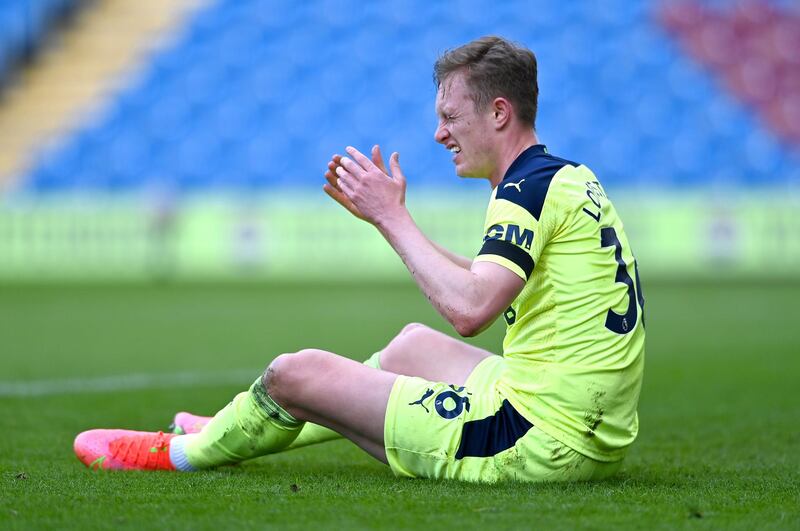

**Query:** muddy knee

left=263, top=349, right=327, bottom=407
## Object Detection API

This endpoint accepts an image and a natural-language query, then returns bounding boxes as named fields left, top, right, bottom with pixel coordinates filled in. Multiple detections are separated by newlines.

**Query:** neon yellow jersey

left=473, top=144, right=645, bottom=462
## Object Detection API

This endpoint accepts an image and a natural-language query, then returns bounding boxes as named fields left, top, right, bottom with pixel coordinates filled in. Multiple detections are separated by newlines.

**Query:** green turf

left=1, top=281, right=798, bottom=530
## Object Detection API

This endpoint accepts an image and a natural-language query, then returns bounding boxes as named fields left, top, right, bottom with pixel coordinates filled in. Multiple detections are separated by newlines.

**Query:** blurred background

left=0, top=0, right=798, bottom=281
left=2, top=5, right=797, bottom=525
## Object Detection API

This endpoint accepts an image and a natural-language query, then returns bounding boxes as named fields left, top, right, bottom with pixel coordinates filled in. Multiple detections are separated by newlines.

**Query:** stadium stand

left=0, top=0, right=200, bottom=190
left=0, top=0, right=797, bottom=281
left=661, top=1, right=800, bottom=146
left=0, top=0, right=80, bottom=83
left=17, top=0, right=800, bottom=194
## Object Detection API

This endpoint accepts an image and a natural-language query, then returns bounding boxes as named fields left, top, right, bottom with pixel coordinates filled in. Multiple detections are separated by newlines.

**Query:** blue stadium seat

left=0, top=0, right=81, bottom=83
left=18, top=0, right=800, bottom=193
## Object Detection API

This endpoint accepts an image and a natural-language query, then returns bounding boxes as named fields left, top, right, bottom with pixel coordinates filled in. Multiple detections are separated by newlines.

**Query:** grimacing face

left=434, top=72, right=496, bottom=179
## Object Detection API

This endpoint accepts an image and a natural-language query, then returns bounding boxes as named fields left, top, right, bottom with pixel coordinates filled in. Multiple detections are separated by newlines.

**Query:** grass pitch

left=1, top=280, right=798, bottom=529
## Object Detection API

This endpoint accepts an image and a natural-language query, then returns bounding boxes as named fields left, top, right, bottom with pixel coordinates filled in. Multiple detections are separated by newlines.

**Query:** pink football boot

left=170, top=412, right=212, bottom=435
left=74, top=429, right=176, bottom=470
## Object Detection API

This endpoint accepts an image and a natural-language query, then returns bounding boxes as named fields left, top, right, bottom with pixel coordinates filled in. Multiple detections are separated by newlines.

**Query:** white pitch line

left=0, top=369, right=260, bottom=397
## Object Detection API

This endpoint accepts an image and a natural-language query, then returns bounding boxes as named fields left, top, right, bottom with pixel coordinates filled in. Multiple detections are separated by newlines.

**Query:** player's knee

left=381, top=323, right=436, bottom=372
left=263, top=349, right=328, bottom=405
left=262, top=354, right=288, bottom=396
left=395, top=323, right=438, bottom=349
left=398, top=322, right=427, bottom=337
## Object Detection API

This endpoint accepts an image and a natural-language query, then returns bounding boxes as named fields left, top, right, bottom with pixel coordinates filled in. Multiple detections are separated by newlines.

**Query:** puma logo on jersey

left=503, top=179, right=525, bottom=192
left=408, top=388, right=434, bottom=413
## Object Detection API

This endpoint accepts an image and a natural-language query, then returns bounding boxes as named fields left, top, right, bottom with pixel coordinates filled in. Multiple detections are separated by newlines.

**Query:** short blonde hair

left=434, top=36, right=539, bottom=128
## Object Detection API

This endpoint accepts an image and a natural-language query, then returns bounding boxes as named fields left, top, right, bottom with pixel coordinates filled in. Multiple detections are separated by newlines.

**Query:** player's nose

left=434, top=121, right=449, bottom=144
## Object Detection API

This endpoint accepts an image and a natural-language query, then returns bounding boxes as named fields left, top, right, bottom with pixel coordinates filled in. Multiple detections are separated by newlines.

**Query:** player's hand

left=333, top=145, right=407, bottom=228
left=324, top=154, right=367, bottom=221
left=323, top=146, right=390, bottom=222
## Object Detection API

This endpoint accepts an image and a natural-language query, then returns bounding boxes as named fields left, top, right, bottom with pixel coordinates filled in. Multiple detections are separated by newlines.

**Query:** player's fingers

left=371, top=145, right=389, bottom=174
left=324, top=166, right=338, bottom=187
left=324, top=168, right=341, bottom=191
left=324, top=183, right=365, bottom=220
left=328, top=154, right=343, bottom=173
left=335, top=162, right=353, bottom=180
left=389, top=152, right=406, bottom=187
left=323, top=182, right=338, bottom=199
left=345, top=146, right=376, bottom=172
left=338, top=156, right=364, bottom=179
left=328, top=160, right=344, bottom=177
left=323, top=183, right=348, bottom=206
left=335, top=164, right=355, bottom=185
left=338, top=174, right=356, bottom=197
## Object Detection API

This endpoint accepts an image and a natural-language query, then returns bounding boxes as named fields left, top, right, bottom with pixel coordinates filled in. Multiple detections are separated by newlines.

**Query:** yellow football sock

left=180, top=377, right=302, bottom=469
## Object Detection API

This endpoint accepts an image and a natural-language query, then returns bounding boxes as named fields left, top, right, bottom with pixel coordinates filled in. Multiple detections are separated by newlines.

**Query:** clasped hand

left=323, top=145, right=407, bottom=227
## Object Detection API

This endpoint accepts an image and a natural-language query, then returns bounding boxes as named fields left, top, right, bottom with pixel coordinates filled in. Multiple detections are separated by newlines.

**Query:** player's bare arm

left=324, top=146, right=473, bottom=270
left=335, top=145, right=523, bottom=337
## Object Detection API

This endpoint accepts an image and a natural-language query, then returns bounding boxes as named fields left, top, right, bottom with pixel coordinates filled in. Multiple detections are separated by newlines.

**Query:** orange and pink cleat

left=74, top=429, right=177, bottom=471
left=170, top=412, right=211, bottom=435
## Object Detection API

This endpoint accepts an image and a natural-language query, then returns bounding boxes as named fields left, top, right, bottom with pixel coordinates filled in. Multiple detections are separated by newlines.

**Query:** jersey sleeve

left=473, top=188, right=559, bottom=281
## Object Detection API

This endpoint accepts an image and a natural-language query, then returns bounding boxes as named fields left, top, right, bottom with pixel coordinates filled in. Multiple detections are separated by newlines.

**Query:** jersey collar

left=502, top=144, right=548, bottom=183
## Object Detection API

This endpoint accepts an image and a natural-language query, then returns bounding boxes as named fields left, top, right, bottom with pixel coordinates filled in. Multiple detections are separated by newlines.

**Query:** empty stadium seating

left=17, top=0, right=800, bottom=193
left=0, top=0, right=79, bottom=82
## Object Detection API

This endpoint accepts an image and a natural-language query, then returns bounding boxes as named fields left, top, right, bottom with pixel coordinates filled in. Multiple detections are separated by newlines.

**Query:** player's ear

left=492, top=97, right=512, bottom=130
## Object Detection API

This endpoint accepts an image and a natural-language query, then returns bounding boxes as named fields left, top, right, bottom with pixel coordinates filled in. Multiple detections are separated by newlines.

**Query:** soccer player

left=74, top=36, right=645, bottom=482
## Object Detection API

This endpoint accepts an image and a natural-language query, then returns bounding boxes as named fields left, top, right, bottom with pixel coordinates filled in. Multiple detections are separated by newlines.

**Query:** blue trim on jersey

left=496, top=144, right=579, bottom=220
left=454, top=399, right=534, bottom=459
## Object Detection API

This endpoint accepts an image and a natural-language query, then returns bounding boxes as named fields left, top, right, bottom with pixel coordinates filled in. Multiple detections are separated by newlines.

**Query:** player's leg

left=170, top=350, right=385, bottom=448
left=171, top=323, right=491, bottom=450
left=376, top=322, right=494, bottom=385
left=74, top=348, right=394, bottom=470
left=263, top=349, right=397, bottom=462
left=173, top=349, right=395, bottom=468
left=178, top=347, right=619, bottom=483
left=177, top=344, right=500, bottom=469
left=277, top=324, right=494, bottom=454
left=73, top=371, right=307, bottom=471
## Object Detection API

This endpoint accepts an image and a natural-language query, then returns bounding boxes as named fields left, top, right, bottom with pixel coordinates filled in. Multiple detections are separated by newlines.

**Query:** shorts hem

left=384, top=375, right=414, bottom=478
left=501, top=393, right=630, bottom=463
